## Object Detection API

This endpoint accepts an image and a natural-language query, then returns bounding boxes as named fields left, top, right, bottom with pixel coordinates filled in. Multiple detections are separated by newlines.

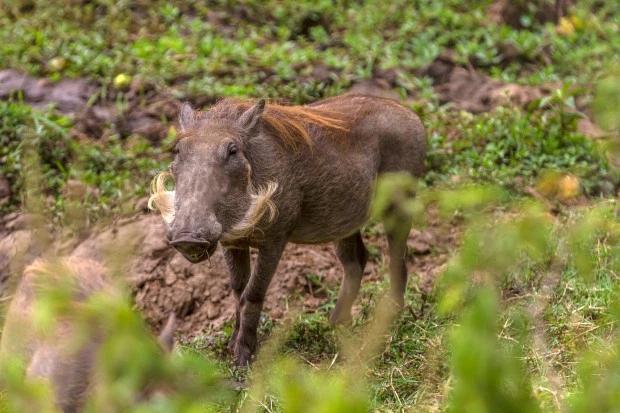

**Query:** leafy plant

left=425, top=104, right=615, bottom=195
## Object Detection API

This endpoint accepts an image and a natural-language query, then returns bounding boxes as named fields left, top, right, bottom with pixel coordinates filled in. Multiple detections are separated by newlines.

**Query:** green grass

left=1, top=1, right=620, bottom=412
left=424, top=103, right=616, bottom=194
left=1, top=1, right=618, bottom=101
left=0, top=101, right=168, bottom=222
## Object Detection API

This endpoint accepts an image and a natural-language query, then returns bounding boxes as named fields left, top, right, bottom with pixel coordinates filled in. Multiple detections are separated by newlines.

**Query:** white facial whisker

left=148, top=172, right=176, bottom=225
left=221, top=181, right=278, bottom=242
left=148, top=171, right=278, bottom=242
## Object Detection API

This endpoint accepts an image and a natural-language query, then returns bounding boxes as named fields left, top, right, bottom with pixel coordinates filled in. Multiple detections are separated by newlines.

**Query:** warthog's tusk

left=149, top=171, right=279, bottom=242
left=221, top=181, right=279, bottom=243
left=148, top=172, right=176, bottom=225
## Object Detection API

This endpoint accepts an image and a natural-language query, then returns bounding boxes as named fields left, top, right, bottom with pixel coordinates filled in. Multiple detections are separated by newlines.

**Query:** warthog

left=0, top=257, right=176, bottom=413
left=149, top=94, right=426, bottom=365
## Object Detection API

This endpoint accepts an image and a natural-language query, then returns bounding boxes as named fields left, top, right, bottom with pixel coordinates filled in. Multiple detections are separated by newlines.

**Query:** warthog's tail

left=148, top=172, right=278, bottom=240
left=148, top=172, right=176, bottom=224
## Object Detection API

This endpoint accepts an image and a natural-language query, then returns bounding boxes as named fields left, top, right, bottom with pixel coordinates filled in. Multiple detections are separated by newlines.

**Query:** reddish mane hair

left=197, top=98, right=350, bottom=148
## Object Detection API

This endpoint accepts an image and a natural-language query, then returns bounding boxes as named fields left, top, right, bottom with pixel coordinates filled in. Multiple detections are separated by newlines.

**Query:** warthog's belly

left=288, top=162, right=376, bottom=244
left=288, top=209, right=370, bottom=244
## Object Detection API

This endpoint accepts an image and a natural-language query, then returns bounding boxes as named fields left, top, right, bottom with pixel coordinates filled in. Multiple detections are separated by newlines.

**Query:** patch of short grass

left=423, top=104, right=616, bottom=194
left=2, top=1, right=618, bottom=102
left=0, top=101, right=168, bottom=223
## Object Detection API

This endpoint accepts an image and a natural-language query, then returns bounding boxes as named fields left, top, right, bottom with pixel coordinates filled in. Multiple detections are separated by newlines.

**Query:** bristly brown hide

left=149, top=93, right=428, bottom=366
left=183, top=98, right=350, bottom=149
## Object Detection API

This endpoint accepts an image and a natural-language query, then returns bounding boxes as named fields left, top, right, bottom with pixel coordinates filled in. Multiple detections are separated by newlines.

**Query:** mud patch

left=0, top=69, right=178, bottom=142
left=422, top=51, right=549, bottom=113
left=134, top=211, right=455, bottom=337
left=346, top=78, right=400, bottom=101
left=0, top=69, right=97, bottom=113
left=487, top=0, right=572, bottom=29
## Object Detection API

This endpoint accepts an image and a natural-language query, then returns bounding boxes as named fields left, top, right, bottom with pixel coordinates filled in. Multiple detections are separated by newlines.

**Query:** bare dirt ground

left=0, top=209, right=458, bottom=337
left=0, top=69, right=179, bottom=143
left=420, top=50, right=549, bottom=113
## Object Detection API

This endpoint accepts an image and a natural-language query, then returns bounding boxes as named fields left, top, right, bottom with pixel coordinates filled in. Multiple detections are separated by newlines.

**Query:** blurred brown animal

left=0, top=257, right=176, bottom=413
left=150, top=95, right=426, bottom=366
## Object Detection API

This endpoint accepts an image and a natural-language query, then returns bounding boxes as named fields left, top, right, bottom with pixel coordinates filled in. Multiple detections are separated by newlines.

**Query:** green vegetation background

left=0, top=0, right=619, bottom=412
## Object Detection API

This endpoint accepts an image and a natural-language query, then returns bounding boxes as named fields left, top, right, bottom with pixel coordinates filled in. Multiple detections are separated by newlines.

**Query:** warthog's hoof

left=231, top=336, right=256, bottom=367
left=328, top=309, right=352, bottom=327
left=233, top=344, right=253, bottom=367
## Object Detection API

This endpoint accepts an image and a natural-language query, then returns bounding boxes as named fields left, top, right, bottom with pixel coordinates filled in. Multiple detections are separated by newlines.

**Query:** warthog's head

left=149, top=100, right=277, bottom=263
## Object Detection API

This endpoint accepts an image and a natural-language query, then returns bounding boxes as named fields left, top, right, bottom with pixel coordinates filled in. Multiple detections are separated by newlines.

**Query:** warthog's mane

left=148, top=172, right=278, bottom=243
left=190, top=98, right=350, bottom=149
left=148, top=172, right=176, bottom=225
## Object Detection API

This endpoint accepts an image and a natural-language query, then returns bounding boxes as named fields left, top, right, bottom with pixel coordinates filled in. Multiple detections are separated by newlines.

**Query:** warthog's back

left=286, top=94, right=426, bottom=244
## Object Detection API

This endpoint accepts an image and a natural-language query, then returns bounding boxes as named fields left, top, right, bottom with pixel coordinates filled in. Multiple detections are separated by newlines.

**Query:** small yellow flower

left=48, top=57, right=66, bottom=71
left=167, top=125, right=177, bottom=138
left=570, top=15, right=584, bottom=30
left=556, top=17, right=575, bottom=36
left=113, top=73, right=132, bottom=89
left=557, top=174, right=581, bottom=200
left=537, top=172, right=581, bottom=201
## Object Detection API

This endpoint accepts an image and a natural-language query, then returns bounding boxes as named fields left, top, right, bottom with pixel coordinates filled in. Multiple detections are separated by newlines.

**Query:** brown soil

left=0, top=69, right=178, bottom=143
left=421, top=50, right=549, bottom=113
left=487, top=0, right=573, bottom=29
left=1, top=210, right=458, bottom=338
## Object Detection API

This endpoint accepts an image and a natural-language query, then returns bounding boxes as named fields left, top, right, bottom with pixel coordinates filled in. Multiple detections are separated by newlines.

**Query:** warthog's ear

left=239, top=99, right=266, bottom=136
left=179, top=102, right=196, bottom=132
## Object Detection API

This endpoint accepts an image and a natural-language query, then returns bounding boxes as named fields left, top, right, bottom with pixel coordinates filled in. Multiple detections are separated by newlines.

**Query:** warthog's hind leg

left=386, top=218, right=412, bottom=309
left=330, top=231, right=368, bottom=325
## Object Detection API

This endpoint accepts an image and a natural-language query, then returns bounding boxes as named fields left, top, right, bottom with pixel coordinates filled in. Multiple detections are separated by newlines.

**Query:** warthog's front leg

left=223, top=247, right=251, bottom=353
left=233, top=240, right=286, bottom=366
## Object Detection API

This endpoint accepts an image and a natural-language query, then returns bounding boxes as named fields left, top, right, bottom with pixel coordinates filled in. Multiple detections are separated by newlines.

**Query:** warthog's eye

left=227, top=142, right=238, bottom=158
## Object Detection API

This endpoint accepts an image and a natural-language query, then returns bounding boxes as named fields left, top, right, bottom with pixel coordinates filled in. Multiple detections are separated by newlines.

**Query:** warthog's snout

left=168, top=231, right=219, bottom=263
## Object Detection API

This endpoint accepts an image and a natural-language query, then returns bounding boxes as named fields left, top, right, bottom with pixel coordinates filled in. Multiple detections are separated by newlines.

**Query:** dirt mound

left=422, top=51, right=548, bottom=113
left=0, top=213, right=48, bottom=293
left=75, top=212, right=456, bottom=337
left=487, top=0, right=572, bottom=29
left=0, top=69, right=97, bottom=113
left=344, top=52, right=549, bottom=113
left=347, top=79, right=400, bottom=101
left=0, top=69, right=178, bottom=142
left=2, top=211, right=456, bottom=338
